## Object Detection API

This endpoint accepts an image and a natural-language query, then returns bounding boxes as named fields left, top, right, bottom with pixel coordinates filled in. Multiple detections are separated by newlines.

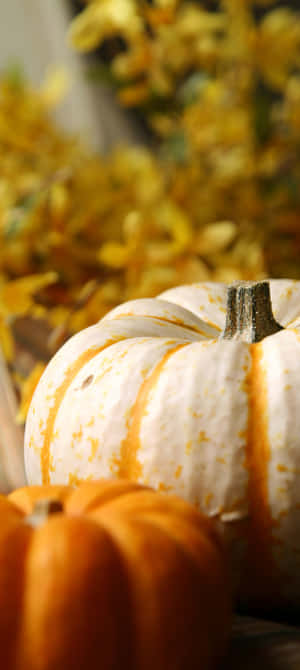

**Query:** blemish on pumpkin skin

left=118, top=343, right=189, bottom=480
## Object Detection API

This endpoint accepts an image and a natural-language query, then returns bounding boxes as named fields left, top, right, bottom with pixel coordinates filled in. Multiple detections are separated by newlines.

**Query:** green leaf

left=160, top=131, right=188, bottom=163
left=177, top=72, right=210, bottom=107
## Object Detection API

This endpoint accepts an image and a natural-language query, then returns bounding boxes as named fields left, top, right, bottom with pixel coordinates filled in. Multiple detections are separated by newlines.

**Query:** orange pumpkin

left=1, top=478, right=231, bottom=670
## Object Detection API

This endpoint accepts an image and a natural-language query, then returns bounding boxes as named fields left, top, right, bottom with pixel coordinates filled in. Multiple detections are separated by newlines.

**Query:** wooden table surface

left=224, top=615, right=300, bottom=669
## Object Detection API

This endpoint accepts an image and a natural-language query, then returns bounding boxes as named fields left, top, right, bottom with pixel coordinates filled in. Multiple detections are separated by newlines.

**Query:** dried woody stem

left=222, top=281, right=283, bottom=343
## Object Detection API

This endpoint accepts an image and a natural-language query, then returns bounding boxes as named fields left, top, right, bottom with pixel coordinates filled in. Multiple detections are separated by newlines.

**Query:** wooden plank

left=0, top=350, right=26, bottom=493
left=224, top=616, right=300, bottom=669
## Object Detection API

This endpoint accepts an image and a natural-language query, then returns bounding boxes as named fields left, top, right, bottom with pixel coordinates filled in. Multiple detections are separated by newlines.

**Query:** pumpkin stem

left=221, top=281, right=283, bottom=343
left=26, top=498, right=63, bottom=527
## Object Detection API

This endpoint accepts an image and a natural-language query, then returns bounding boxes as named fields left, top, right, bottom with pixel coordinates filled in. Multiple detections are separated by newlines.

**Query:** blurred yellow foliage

left=1, top=0, right=300, bottom=417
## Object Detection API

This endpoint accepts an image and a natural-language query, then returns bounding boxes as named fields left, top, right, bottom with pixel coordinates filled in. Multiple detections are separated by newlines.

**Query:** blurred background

left=0, top=0, right=300, bottom=432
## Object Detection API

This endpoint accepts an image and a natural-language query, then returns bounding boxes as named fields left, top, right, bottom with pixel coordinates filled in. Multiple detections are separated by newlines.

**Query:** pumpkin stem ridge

left=221, top=281, right=283, bottom=343
left=26, top=498, right=63, bottom=527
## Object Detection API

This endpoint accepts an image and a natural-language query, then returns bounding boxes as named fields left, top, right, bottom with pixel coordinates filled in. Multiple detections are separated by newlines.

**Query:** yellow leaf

left=0, top=317, right=14, bottom=362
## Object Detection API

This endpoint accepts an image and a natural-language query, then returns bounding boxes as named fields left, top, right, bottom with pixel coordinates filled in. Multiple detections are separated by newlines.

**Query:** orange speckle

left=277, top=464, right=287, bottom=472
left=68, top=472, right=84, bottom=487
left=86, top=417, right=95, bottom=427
left=175, top=465, right=182, bottom=479
left=198, top=430, right=210, bottom=443
left=95, top=365, right=112, bottom=384
left=109, top=453, right=121, bottom=475
left=216, top=457, right=226, bottom=465
left=185, top=440, right=192, bottom=454
left=88, top=437, right=99, bottom=463
left=41, top=339, right=119, bottom=484
left=205, top=492, right=214, bottom=506
left=49, top=453, right=55, bottom=473
left=189, top=409, right=203, bottom=419
left=284, top=384, right=291, bottom=391
left=72, top=425, right=83, bottom=442
left=284, top=287, right=293, bottom=299
left=158, top=482, right=173, bottom=492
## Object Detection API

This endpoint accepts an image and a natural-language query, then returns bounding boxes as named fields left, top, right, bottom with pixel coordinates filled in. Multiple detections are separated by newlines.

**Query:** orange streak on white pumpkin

left=41, top=341, right=118, bottom=485
left=244, top=343, right=277, bottom=604
left=113, top=312, right=210, bottom=336
left=118, top=344, right=189, bottom=480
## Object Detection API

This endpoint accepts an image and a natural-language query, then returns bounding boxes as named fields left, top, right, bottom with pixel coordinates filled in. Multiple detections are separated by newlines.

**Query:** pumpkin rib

left=0, top=514, right=32, bottom=668
left=125, top=513, right=231, bottom=654
left=118, top=343, right=189, bottom=480
left=40, top=341, right=121, bottom=485
left=96, top=513, right=225, bottom=670
left=91, top=488, right=224, bottom=554
left=111, top=312, right=212, bottom=337
left=66, top=478, right=150, bottom=515
left=243, top=343, right=277, bottom=605
left=16, top=514, right=135, bottom=670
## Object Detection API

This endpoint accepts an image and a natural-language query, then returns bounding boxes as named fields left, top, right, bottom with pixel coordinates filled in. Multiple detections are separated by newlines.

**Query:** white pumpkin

left=25, top=279, right=300, bottom=608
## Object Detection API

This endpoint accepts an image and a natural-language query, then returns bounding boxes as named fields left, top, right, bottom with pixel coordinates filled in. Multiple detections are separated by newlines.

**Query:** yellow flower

left=69, top=0, right=143, bottom=51
left=256, top=9, right=300, bottom=91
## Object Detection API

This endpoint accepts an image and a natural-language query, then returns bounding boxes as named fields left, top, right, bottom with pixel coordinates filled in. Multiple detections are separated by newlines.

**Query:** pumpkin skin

left=25, top=279, right=300, bottom=607
left=1, top=479, right=230, bottom=670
